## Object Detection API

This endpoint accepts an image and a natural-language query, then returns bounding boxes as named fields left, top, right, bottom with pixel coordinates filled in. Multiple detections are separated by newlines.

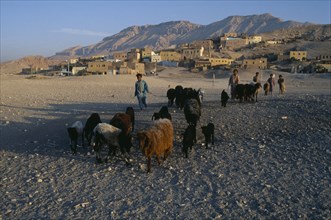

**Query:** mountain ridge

left=51, top=13, right=318, bottom=58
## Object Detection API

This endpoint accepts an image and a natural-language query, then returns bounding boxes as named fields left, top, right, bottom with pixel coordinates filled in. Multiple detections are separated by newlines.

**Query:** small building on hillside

left=208, top=58, right=233, bottom=67
left=72, top=67, right=87, bottom=75
left=224, top=37, right=248, bottom=50
left=69, top=58, right=79, bottom=64
left=193, top=59, right=211, bottom=71
left=182, top=47, right=203, bottom=60
left=87, top=61, right=113, bottom=74
left=190, top=39, right=214, bottom=50
left=316, top=54, right=331, bottom=61
left=290, top=51, right=307, bottom=61
left=160, top=49, right=181, bottom=62
left=151, top=52, right=161, bottom=63
left=113, top=52, right=128, bottom=62
left=107, top=61, right=145, bottom=75
left=266, top=40, right=283, bottom=44
left=141, top=48, right=153, bottom=61
left=248, top=36, right=262, bottom=44
left=21, top=67, right=46, bottom=74
left=242, top=58, right=267, bottom=69
left=127, top=48, right=141, bottom=63
left=277, top=53, right=290, bottom=61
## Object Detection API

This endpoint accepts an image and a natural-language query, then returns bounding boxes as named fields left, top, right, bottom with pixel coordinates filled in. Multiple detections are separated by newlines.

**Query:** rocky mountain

left=52, top=13, right=316, bottom=58
left=260, top=24, right=331, bottom=41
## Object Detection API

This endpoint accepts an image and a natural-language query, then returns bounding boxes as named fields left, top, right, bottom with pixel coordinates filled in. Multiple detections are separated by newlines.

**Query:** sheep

left=221, top=89, right=230, bottom=107
left=136, top=119, right=174, bottom=172
left=125, top=106, right=135, bottom=132
left=109, top=113, right=133, bottom=154
left=67, top=121, right=84, bottom=154
left=182, top=124, right=196, bottom=158
left=201, top=123, right=215, bottom=149
left=166, top=88, right=176, bottom=107
left=90, top=123, right=122, bottom=163
left=184, top=98, right=201, bottom=127
left=84, top=113, right=102, bottom=145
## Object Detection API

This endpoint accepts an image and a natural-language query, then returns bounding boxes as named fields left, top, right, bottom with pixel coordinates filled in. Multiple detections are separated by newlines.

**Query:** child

left=278, top=75, right=285, bottom=94
left=253, top=72, right=260, bottom=83
left=267, top=74, right=275, bottom=95
left=134, top=73, right=149, bottom=110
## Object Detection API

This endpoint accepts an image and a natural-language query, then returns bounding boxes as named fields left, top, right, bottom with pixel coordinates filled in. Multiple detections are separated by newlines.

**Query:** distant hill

left=51, top=13, right=318, bottom=58
left=261, top=24, right=331, bottom=41
left=0, top=56, right=61, bottom=75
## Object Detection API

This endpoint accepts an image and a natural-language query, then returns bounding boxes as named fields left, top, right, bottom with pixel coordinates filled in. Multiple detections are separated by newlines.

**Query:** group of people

left=134, top=69, right=286, bottom=110
left=228, top=69, right=286, bottom=99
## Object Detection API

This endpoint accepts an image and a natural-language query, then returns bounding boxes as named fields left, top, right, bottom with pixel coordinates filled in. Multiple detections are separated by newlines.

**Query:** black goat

left=166, top=88, right=176, bottom=107
left=84, top=113, right=102, bottom=145
left=201, top=123, right=215, bottom=149
left=221, top=89, right=230, bottom=107
left=182, top=124, right=196, bottom=158
left=184, top=99, right=201, bottom=127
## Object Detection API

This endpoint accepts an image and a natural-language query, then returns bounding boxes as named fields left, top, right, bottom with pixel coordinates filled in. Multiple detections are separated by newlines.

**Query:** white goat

left=67, top=121, right=84, bottom=154
left=90, top=123, right=130, bottom=164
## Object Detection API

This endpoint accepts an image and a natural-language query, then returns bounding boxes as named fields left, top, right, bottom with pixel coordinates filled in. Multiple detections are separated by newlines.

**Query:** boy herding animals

left=134, top=73, right=149, bottom=110
left=278, top=75, right=286, bottom=94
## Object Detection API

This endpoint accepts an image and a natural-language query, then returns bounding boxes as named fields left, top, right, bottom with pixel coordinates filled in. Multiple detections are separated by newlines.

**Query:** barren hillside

left=0, top=56, right=62, bottom=75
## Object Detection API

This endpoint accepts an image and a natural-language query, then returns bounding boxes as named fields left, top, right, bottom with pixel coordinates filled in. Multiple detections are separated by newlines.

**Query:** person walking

left=267, top=73, right=275, bottom=95
left=134, top=73, right=149, bottom=110
left=278, top=75, right=286, bottom=94
left=228, top=69, right=240, bottom=99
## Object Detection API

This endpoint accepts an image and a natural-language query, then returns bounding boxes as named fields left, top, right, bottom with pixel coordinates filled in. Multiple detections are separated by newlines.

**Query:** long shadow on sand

left=0, top=100, right=175, bottom=162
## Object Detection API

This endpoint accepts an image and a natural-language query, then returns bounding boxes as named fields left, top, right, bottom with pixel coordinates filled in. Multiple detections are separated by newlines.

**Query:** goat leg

left=156, top=156, right=161, bottom=165
left=147, top=157, right=151, bottom=173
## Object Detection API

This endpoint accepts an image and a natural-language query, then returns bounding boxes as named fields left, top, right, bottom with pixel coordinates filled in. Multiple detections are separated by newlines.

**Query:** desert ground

left=1, top=67, right=330, bottom=219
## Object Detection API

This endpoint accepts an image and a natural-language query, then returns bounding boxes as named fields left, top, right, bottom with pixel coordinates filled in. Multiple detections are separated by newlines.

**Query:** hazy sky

left=1, top=0, right=330, bottom=62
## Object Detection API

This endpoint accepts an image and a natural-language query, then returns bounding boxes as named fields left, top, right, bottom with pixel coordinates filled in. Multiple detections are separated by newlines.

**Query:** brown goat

left=137, top=119, right=174, bottom=172
left=109, top=113, right=133, bottom=154
left=263, top=82, right=270, bottom=95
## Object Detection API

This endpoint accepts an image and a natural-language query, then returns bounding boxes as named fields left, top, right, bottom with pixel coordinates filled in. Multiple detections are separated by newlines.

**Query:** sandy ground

left=1, top=67, right=331, bottom=219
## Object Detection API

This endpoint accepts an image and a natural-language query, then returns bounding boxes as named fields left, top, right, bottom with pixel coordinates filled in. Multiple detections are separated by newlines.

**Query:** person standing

left=267, top=73, right=275, bottom=95
left=134, top=73, right=149, bottom=110
left=253, top=72, right=260, bottom=83
left=278, top=75, right=286, bottom=94
left=228, top=69, right=240, bottom=99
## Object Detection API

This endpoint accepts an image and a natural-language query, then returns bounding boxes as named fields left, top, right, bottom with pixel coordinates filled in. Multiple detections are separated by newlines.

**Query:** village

left=21, top=32, right=331, bottom=76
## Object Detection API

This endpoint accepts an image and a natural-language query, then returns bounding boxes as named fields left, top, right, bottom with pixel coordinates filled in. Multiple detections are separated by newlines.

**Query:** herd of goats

left=67, top=82, right=262, bottom=172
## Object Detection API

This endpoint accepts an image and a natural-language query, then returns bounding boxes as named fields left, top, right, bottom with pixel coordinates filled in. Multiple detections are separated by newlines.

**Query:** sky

left=1, top=0, right=330, bottom=62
